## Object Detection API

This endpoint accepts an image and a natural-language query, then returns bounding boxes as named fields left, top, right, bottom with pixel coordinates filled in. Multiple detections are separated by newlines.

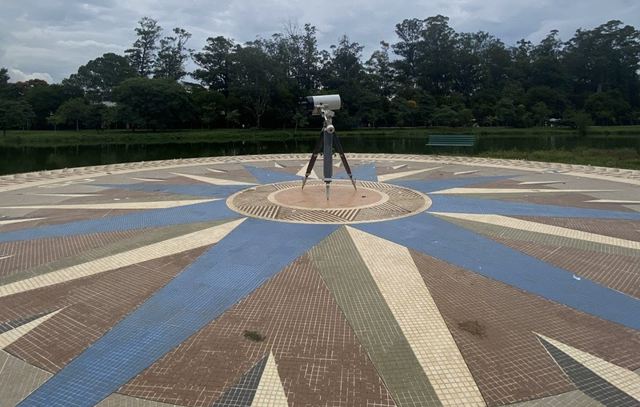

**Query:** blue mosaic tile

left=392, top=175, right=512, bottom=192
left=212, top=355, right=267, bottom=406
left=356, top=213, right=640, bottom=330
left=428, top=195, right=640, bottom=220
left=18, top=219, right=337, bottom=407
left=0, top=200, right=238, bottom=243
left=244, top=165, right=301, bottom=184
left=335, top=163, right=378, bottom=182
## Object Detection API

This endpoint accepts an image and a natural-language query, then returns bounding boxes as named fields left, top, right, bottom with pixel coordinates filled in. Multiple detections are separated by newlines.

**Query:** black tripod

left=301, top=108, right=356, bottom=199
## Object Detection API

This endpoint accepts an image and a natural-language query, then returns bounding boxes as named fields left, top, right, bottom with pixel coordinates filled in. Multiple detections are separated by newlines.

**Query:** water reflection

left=0, top=134, right=638, bottom=175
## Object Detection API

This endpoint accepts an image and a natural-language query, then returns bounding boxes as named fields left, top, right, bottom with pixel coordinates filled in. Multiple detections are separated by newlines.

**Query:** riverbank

left=0, top=127, right=638, bottom=174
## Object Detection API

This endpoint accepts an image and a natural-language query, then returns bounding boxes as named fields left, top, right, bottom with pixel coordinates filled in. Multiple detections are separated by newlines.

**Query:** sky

left=1, top=0, right=639, bottom=83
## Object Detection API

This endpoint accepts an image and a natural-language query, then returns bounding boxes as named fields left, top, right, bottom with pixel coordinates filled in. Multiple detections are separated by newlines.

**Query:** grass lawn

left=477, top=147, right=640, bottom=169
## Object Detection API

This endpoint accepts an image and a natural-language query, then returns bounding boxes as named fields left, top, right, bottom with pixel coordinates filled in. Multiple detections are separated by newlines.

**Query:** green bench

left=426, top=134, right=477, bottom=147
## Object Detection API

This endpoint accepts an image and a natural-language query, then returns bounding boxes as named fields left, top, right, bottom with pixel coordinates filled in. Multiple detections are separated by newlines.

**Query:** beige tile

left=0, top=199, right=218, bottom=210
left=0, top=309, right=62, bottom=349
left=171, top=172, right=256, bottom=186
left=0, top=218, right=44, bottom=226
left=347, top=226, right=485, bottom=406
left=378, top=167, right=442, bottom=182
left=0, top=219, right=245, bottom=298
left=431, top=188, right=611, bottom=195
left=251, top=352, right=289, bottom=407
left=433, top=212, right=640, bottom=250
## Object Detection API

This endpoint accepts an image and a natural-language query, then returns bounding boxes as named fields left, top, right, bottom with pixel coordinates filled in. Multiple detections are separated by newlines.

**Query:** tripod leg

left=302, top=132, right=323, bottom=189
left=323, top=130, right=333, bottom=200
left=333, top=132, right=357, bottom=190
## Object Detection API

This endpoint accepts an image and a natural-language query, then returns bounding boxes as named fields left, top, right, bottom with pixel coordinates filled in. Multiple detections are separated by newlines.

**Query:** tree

left=299, top=24, right=322, bottom=92
left=0, top=99, right=35, bottom=136
left=564, top=20, right=640, bottom=108
left=125, top=17, right=162, bottom=77
left=0, top=67, right=8, bottom=85
left=432, top=105, right=459, bottom=126
left=531, top=102, right=551, bottom=126
left=114, top=77, right=194, bottom=130
left=323, top=36, right=367, bottom=128
left=415, top=15, right=458, bottom=96
left=23, top=82, right=83, bottom=129
left=53, top=97, right=89, bottom=131
left=0, top=67, right=18, bottom=100
left=63, top=53, right=136, bottom=101
left=366, top=41, right=395, bottom=98
left=230, top=44, right=276, bottom=128
left=189, top=85, right=225, bottom=128
left=154, top=28, right=193, bottom=80
left=525, top=86, right=566, bottom=116
left=193, top=36, right=236, bottom=95
left=392, top=18, right=426, bottom=88
left=584, top=91, right=632, bottom=124
left=529, top=30, right=566, bottom=89
left=364, top=42, right=396, bottom=126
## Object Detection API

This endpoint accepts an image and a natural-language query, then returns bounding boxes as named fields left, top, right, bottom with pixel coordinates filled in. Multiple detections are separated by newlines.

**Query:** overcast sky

left=1, top=0, right=639, bottom=83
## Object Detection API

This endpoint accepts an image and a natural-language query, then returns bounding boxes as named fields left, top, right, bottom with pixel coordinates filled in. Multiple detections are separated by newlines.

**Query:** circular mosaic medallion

left=226, top=179, right=432, bottom=224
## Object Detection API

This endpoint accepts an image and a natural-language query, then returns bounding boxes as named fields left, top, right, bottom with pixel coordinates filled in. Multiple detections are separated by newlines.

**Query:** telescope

left=301, top=94, right=356, bottom=199
left=302, top=94, right=342, bottom=116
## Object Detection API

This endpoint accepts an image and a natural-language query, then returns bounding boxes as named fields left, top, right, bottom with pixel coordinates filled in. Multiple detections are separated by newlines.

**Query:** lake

left=1, top=134, right=638, bottom=175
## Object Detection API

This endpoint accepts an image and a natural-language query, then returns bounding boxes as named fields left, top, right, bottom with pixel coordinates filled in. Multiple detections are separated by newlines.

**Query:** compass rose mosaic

left=0, top=153, right=638, bottom=407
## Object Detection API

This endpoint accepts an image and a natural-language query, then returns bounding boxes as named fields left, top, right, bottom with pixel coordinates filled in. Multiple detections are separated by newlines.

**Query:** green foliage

left=193, top=36, right=235, bottom=94
left=154, top=28, right=193, bottom=80
left=125, top=17, right=162, bottom=77
left=0, top=99, right=35, bottom=135
left=0, top=68, right=8, bottom=85
left=565, top=110, right=593, bottom=137
left=0, top=68, right=11, bottom=99
left=584, top=91, right=632, bottom=125
left=531, top=102, right=551, bottom=126
left=25, top=82, right=83, bottom=128
left=53, top=97, right=89, bottom=131
left=63, top=53, right=136, bottom=102
left=230, top=44, right=276, bottom=128
left=114, top=77, right=194, bottom=130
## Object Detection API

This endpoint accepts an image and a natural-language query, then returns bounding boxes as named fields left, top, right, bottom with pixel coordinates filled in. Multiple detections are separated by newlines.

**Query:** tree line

left=1, top=15, right=639, bottom=135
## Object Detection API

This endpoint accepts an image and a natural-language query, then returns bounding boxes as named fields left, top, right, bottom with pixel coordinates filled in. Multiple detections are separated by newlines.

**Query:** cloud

left=0, top=0, right=638, bottom=83
left=56, top=40, right=124, bottom=49
left=8, top=68, right=54, bottom=83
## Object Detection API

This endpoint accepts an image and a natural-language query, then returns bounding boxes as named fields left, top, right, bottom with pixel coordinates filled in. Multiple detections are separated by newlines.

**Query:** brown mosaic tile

left=0, top=229, right=146, bottom=279
left=513, top=216, right=640, bottom=242
left=120, top=254, right=395, bottom=407
left=492, top=239, right=640, bottom=299
left=410, top=250, right=640, bottom=406
left=1, top=247, right=208, bottom=373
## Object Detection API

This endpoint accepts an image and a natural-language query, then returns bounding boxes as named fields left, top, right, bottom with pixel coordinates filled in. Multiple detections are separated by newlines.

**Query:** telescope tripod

left=301, top=109, right=356, bottom=200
